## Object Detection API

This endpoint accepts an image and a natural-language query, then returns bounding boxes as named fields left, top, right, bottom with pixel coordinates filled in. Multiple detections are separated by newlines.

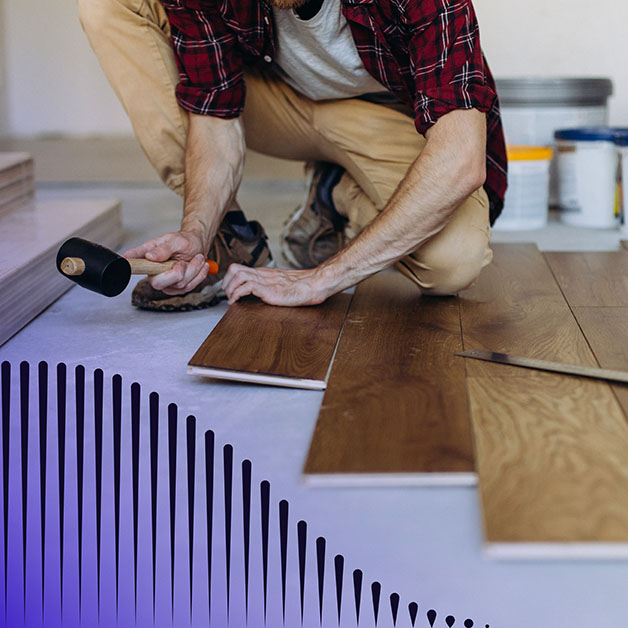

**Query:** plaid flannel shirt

left=161, top=0, right=507, bottom=222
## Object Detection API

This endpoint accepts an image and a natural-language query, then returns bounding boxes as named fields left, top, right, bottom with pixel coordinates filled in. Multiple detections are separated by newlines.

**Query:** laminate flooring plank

left=544, top=251, right=628, bottom=307
left=460, top=244, right=628, bottom=558
left=188, top=293, right=352, bottom=389
left=303, top=271, right=474, bottom=485
left=570, top=306, right=628, bottom=423
left=459, top=243, right=597, bottom=378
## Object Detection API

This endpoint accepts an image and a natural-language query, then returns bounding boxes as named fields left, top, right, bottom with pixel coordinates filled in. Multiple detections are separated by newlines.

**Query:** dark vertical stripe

left=371, top=582, right=381, bottom=626
left=279, top=500, right=289, bottom=624
left=19, top=361, right=29, bottom=615
left=168, top=404, right=178, bottom=618
left=131, top=382, right=141, bottom=616
left=204, top=431, right=214, bottom=624
left=74, top=365, right=85, bottom=616
left=260, top=481, right=270, bottom=623
left=427, top=609, right=437, bottom=627
left=112, top=374, right=122, bottom=613
left=352, top=569, right=362, bottom=625
left=56, top=363, right=67, bottom=617
left=1, top=361, right=9, bottom=616
left=37, top=362, right=48, bottom=616
left=446, top=615, right=456, bottom=627
left=149, top=393, right=159, bottom=619
left=409, top=602, right=418, bottom=626
left=315, top=537, right=326, bottom=625
left=241, top=460, right=251, bottom=619
left=223, top=445, right=233, bottom=617
left=297, top=521, right=307, bottom=624
left=390, top=593, right=400, bottom=626
left=186, top=416, right=196, bottom=622
left=93, top=369, right=104, bottom=616
left=334, top=555, right=344, bottom=626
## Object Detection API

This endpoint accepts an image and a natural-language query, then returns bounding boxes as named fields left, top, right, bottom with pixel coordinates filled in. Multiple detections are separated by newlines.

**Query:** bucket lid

left=496, top=78, right=613, bottom=106
left=555, top=127, right=628, bottom=142
left=507, top=146, right=554, bottom=161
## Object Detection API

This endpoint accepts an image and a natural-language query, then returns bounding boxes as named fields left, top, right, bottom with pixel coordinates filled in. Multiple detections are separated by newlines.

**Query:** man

left=78, top=0, right=507, bottom=310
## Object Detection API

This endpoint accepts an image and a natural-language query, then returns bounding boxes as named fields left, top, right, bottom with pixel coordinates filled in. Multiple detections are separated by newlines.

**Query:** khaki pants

left=78, top=0, right=493, bottom=294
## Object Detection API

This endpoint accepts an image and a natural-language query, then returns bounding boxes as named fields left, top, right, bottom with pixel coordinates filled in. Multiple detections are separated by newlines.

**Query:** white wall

left=1, top=0, right=627, bottom=137
left=3, top=0, right=131, bottom=137
left=474, top=0, right=628, bottom=124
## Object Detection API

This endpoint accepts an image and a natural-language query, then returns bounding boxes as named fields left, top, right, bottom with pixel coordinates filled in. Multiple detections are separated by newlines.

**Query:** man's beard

left=269, top=0, right=308, bottom=9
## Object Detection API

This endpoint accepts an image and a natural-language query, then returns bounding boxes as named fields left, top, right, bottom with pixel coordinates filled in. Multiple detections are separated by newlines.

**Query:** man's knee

left=414, top=238, right=493, bottom=296
left=78, top=0, right=138, bottom=33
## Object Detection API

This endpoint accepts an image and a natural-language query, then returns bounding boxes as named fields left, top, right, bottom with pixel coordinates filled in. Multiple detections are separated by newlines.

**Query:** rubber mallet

left=56, top=237, right=219, bottom=297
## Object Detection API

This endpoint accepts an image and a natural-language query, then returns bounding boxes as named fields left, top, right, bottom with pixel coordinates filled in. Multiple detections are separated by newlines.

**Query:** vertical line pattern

left=334, top=554, right=344, bottom=625
left=316, top=537, right=326, bottom=625
left=409, top=602, right=418, bottom=626
left=37, top=362, right=48, bottom=617
left=297, top=521, right=306, bottom=624
left=260, top=480, right=270, bottom=623
left=390, top=593, right=400, bottom=626
left=56, top=363, right=66, bottom=617
left=167, top=403, right=178, bottom=619
left=186, top=416, right=196, bottom=623
left=0, top=362, right=9, bottom=617
left=19, top=361, right=29, bottom=616
left=93, top=370, right=104, bottom=616
left=427, top=609, right=437, bottom=626
left=279, top=500, right=289, bottom=624
left=352, top=569, right=362, bottom=625
left=149, top=392, right=159, bottom=620
left=75, top=365, right=86, bottom=617
left=223, top=444, right=233, bottom=618
left=241, top=460, right=252, bottom=620
left=371, top=582, right=381, bottom=626
left=204, top=431, right=215, bottom=624
left=112, top=374, right=122, bottom=614
left=131, top=382, right=141, bottom=616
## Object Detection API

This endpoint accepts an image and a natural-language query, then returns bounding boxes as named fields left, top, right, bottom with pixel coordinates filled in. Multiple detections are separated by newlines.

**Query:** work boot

left=131, top=211, right=273, bottom=311
left=281, top=161, right=347, bottom=269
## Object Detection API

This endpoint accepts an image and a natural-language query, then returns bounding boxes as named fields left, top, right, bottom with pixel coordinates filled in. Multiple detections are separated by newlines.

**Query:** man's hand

left=223, top=265, right=331, bottom=307
left=122, top=230, right=210, bottom=295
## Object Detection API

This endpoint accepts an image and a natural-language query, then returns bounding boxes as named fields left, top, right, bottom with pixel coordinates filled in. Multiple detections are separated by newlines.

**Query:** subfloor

left=1, top=137, right=628, bottom=628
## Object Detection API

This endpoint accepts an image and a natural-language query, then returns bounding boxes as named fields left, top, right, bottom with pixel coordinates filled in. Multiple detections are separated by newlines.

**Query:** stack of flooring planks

left=189, top=243, right=628, bottom=558
left=0, top=152, right=122, bottom=346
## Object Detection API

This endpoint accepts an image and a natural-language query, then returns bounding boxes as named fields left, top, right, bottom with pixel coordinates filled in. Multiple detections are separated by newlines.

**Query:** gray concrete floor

left=1, top=139, right=628, bottom=628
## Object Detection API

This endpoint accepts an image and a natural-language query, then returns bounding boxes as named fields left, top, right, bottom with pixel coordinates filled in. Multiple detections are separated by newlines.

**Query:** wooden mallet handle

left=61, top=257, right=219, bottom=277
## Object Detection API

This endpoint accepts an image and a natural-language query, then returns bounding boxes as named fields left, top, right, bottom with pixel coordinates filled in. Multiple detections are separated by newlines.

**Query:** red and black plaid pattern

left=161, top=0, right=507, bottom=221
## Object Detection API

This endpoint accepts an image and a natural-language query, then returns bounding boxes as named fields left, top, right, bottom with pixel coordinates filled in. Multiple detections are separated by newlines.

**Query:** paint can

left=496, top=78, right=613, bottom=205
left=494, top=146, right=553, bottom=231
left=616, top=133, right=628, bottom=234
left=555, top=128, right=622, bottom=229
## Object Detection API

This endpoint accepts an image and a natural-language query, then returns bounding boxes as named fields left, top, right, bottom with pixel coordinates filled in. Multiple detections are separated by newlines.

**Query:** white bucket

left=555, top=128, right=620, bottom=229
left=494, top=146, right=553, bottom=231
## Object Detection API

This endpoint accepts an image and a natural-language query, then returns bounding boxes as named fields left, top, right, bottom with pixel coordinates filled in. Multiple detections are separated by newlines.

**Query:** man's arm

left=123, top=112, right=245, bottom=295
left=222, top=107, right=487, bottom=306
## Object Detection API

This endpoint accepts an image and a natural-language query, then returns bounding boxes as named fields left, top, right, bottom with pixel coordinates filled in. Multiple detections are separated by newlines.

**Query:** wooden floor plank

left=544, top=251, right=628, bottom=307
left=460, top=244, right=628, bottom=558
left=188, top=293, right=352, bottom=390
left=303, top=271, right=475, bottom=485
left=460, top=244, right=597, bottom=378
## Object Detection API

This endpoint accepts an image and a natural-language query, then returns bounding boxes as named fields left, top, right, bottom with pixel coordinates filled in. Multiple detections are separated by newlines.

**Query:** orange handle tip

left=206, top=260, right=219, bottom=275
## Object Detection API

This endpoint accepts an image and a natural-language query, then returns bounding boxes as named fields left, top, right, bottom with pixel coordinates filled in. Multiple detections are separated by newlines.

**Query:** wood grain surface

left=459, top=244, right=597, bottom=378
left=303, top=271, right=475, bottom=484
left=460, top=244, right=628, bottom=555
left=545, top=251, right=628, bottom=307
left=188, top=293, right=352, bottom=387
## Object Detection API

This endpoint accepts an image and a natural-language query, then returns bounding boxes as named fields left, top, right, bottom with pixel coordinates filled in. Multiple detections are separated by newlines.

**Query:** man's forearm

left=315, top=109, right=487, bottom=294
left=181, top=113, right=246, bottom=249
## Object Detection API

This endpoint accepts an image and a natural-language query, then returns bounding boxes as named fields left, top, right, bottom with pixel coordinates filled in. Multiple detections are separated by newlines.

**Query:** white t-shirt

left=273, top=0, right=387, bottom=101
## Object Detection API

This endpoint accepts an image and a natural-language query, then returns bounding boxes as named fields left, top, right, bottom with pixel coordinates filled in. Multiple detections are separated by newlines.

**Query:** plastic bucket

left=555, top=127, right=624, bottom=229
left=616, top=133, right=628, bottom=234
left=494, top=146, right=553, bottom=231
